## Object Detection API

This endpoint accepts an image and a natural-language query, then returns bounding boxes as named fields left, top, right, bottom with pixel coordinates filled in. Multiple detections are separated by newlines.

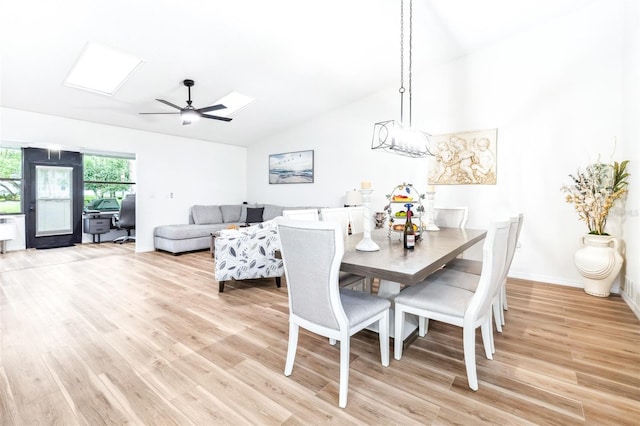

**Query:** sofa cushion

left=220, top=205, right=242, bottom=223
left=262, top=204, right=284, bottom=221
left=191, top=205, right=223, bottom=224
left=155, top=224, right=225, bottom=240
left=246, top=207, right=264, bottom=223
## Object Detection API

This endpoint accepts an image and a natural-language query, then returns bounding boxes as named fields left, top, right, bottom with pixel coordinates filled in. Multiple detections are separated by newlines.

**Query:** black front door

left=23, top=148, right=84, bottom=249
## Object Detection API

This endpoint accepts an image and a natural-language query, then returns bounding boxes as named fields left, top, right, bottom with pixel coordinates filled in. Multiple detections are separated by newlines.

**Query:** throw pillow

left=245, top=207, right=264, bottom=224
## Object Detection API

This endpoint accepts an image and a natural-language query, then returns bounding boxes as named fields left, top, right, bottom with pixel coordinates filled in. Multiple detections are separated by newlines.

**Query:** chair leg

left=481, top=318, right=494, bottom=359
left=379, top=310, right=390, bottom=367
left=394, top=307, right=404, bottom=360
left=275, top=276, right=282, bottom=288
left=463, top=326, right=479, bottom=391
left=418, top=317, right=429, bottom=337
left=493, top=297, right=502, bottom=333
left=284, top=322, right=299, bottom=376
left=502, top=284, right=508, bottom=311
left=218, top=281, right=225, bottom=293
left=338, top=334, right=350, bottom=408
left=500, top=284, right=508, bottom=326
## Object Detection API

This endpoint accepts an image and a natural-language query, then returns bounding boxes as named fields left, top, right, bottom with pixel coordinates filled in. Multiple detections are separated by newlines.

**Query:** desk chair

left=113, top=194, right=136, bottom=244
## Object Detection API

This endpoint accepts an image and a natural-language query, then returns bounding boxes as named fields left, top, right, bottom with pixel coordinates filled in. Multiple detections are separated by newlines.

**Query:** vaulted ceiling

left=1, top=0, right=594, bottom=147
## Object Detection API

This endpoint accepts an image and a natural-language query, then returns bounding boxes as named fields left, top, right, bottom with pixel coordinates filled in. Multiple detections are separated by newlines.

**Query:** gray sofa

left=154, top=203, right=317, bottom=254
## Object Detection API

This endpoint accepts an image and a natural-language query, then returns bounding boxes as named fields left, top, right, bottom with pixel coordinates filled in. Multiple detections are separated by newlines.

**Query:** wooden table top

left=341, top=227, right=487, bottom=285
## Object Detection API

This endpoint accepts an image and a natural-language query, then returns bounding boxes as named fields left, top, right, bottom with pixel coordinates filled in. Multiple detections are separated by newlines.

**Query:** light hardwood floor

left=1, top=244, right=638, bottom=425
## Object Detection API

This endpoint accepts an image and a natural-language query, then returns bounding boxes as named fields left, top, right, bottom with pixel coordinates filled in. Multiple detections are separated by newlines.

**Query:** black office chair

left=113, top=194, right=135, bottom=244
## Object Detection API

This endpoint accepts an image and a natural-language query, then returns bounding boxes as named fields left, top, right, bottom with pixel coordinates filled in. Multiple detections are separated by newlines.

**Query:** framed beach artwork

left=428, top=128, right=498, bottom=185
left=269, top=150, right=314, bottom=184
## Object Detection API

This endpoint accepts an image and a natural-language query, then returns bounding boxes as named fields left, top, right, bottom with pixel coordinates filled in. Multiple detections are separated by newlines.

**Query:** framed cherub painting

left=428, top=128, right=497, bottom=185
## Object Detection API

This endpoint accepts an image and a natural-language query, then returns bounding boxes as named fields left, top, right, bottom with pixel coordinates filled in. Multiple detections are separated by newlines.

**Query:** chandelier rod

left=399, top=0, right=405, bottom=126
left=409, top=0, right=413, bottom=128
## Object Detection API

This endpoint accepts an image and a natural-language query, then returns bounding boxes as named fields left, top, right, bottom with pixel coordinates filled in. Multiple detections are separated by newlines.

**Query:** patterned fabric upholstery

left=214, top=219, right=284, bottom=286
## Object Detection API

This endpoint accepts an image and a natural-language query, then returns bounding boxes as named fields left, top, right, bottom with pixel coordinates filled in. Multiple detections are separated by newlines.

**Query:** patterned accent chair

left=214, top=219, right=284, bottom=292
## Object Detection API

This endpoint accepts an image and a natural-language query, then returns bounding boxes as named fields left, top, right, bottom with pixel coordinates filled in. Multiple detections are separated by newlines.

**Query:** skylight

left=212, top=92, right=255, bottom=116
left=63, top=42, right=143, bottom=96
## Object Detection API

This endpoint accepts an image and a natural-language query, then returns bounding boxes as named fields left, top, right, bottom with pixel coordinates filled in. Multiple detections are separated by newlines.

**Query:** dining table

left=341, top=227, right=487, bottom=341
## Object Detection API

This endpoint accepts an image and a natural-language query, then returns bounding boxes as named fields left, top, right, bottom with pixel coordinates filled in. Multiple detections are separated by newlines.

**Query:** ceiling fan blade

left=196, top=104, right=227, bottom=113
left=200, top=113, right=232, bottom=122
left=139, top=112, right=180, bottom=115
left=156, top=99, right=183, bottom=110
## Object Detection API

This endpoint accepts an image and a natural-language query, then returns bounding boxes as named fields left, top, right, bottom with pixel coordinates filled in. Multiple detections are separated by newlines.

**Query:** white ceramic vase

left=574, top=234, right=624, bottom=297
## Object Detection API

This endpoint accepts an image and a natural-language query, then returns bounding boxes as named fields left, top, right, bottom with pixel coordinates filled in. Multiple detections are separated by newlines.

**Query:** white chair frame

left=277, top=219, right=390, bottom=408
left=282, top=208, right=319, bottom=221
left=393, top=219, right=511, bottom=391
left=433, top=206, right=468, bottom=229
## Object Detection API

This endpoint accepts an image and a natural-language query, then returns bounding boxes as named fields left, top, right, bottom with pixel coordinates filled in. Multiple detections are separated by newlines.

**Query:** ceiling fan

left=139, top=79, right=232, bottom=125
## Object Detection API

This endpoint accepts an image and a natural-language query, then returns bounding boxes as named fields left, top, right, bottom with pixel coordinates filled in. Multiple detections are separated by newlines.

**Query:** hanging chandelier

left=371, top=0, right=433, bottom=158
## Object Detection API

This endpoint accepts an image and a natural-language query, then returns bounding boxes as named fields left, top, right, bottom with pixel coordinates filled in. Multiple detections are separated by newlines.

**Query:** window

left=83, top=154, right=135, bottom=211
left=0, top=147, right=22, bottom=214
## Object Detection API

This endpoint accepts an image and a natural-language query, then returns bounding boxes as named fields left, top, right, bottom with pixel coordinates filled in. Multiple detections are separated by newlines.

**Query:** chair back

left=347, top=206, right=364, bottom=234
left=282, top=209, right=319, bottom=221
left=433, top=206, right=468, bottom=228
left=277, top=220, right=347, bottom=331
left=504, top=215, right=523, bottom=279
left=464, top=220, right=510, bottom=324
left=117, top=194, right=136, bottom=229
left=320, top=207, right=350, bottom=236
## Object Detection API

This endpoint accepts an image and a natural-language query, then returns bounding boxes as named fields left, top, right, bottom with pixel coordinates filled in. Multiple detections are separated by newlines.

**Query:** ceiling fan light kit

left=139, top=79, right=232, bottom=125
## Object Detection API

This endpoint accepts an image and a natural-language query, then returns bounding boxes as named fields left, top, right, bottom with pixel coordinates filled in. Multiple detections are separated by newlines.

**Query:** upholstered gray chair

left=433, top=206, right=468, bottom=228
left=320, top=207, right=370, bottom=292
left=444, top=213, right=524, bottom=329
left=113, top=194, right=136, bottom=244
left=393, top=219, right=511, bottom=391
left=282, top=208, right=319, bottom=221
left=276, top=219, right=390, bottom=408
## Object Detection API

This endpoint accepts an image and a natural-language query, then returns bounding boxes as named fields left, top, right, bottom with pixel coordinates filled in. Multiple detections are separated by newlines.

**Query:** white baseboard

left=622, top=291, right=640, bottom=320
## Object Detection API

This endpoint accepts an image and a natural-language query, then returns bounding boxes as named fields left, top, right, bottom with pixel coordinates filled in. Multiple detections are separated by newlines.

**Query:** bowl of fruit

left=392, top=194, right=413, bottom=202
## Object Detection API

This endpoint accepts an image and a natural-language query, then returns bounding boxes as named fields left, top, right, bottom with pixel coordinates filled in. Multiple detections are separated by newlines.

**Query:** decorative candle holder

left=356, top=189, right=380, bottom=251
left=424, top=190, right=440, bottom=231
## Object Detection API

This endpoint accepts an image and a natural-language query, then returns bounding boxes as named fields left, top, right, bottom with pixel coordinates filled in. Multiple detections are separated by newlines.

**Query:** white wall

left=621, top=0, right=640, bottom=315
left=1, top=107, right=247, bottom=252
left=248, top=1, right=635, bottom=293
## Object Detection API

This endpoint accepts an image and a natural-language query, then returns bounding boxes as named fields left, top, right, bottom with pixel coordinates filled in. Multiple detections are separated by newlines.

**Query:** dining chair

left=433, top=206, right=468, bottom=228
left=320, top=207, right=370, bottom=291
left=320, top=207, right=350, bottom=235
left=282, top=208, right=319, bottom=221
left=276, top=219, right=390, bottom=408
left=444, top=213, right=524, bottom=329
left=346, top=206, right=364, bottom=234
left=393, top=219, right=511, bottom=391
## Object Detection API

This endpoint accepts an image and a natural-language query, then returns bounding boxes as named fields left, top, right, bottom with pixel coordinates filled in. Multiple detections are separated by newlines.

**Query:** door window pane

left=36, top=165, right=73, bottom=236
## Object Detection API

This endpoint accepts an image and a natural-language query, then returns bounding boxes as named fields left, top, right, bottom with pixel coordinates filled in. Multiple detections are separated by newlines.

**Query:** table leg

left=366, top=279, right=419, bottom=342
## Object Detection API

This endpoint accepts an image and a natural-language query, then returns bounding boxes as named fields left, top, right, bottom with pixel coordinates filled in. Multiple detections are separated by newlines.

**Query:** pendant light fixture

left=371, top=0, right=433, bottom=158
